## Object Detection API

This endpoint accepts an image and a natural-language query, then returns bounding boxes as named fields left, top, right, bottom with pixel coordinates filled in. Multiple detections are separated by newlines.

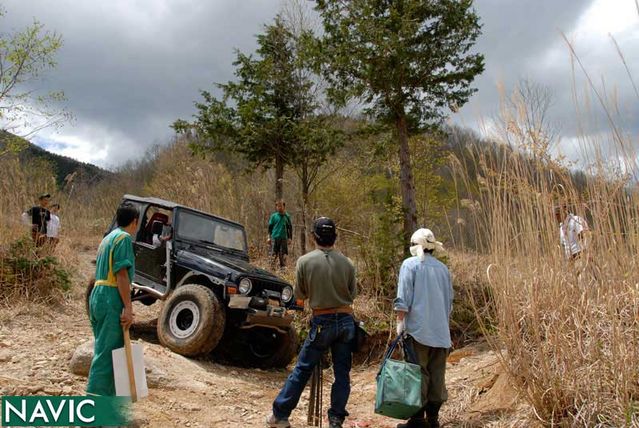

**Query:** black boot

left=396, top=408, right=427, bottom=428
left=328, top=416, right=343, bottom=428
left=396, top=417, right=427, bottom=428
left=425, top=402, right=442, bottom=428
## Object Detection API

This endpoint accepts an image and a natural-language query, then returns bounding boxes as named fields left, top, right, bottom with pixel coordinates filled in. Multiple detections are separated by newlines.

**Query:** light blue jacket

left=394, top=254, right=454, bottom=348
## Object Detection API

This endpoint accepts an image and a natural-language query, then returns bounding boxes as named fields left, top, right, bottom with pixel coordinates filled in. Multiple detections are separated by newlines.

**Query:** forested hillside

left=0, top=130, right=110, bottom=186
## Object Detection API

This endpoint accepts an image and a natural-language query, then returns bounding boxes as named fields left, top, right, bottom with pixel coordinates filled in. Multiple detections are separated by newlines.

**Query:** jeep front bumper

left=228, top=295, right=294, bottom=331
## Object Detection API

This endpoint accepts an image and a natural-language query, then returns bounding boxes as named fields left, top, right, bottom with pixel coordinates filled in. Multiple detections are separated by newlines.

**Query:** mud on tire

left=157, top=284, right=225, bottom=357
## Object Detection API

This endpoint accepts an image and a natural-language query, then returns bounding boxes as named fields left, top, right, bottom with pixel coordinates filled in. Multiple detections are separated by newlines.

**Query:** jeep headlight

left=281, top=286, right=293, bottom=303
left=239, top=278, right=252, bottom=295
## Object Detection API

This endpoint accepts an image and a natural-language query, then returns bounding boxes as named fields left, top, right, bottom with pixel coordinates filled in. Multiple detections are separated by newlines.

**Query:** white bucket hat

left=409, top=228, right=444, bottom=260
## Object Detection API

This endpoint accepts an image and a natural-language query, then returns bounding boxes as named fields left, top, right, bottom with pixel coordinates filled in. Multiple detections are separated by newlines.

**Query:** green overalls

left=86, top=228, right=135, bottom=396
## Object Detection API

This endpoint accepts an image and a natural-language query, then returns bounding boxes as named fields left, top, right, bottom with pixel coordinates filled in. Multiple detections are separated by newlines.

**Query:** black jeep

left=88, top=195, right=301, bottom=368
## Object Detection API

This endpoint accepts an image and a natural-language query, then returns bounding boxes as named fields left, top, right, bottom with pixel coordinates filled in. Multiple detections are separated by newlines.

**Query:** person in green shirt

left=268, top=200, right=292, bottom=270
left=86, top=203, right=139, bottom=396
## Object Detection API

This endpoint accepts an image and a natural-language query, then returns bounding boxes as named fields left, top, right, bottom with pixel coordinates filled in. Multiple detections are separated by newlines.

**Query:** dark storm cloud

left=458, top=0, right=639, bottom=163
left=3, top=0, right=280, bottom=166
left=457, top=0, right=594, bottom=122
left=4, top=0, right=636, bottom=167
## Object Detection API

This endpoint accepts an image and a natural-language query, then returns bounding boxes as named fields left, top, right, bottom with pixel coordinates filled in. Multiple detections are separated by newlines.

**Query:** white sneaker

left=266, top=414, right=291, bottom=428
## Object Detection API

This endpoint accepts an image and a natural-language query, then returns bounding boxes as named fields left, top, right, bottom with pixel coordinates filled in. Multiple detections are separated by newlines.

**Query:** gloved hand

left=396, top=319, right=405, bottom=336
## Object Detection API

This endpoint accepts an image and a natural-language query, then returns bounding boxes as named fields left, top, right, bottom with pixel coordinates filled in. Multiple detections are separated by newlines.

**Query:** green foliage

left=411, top=133, right=457, bottom=227
left=314, top=0, right=485, bottom=130
left=0, top=236, right=72, bottom=303
left=363, top=196, right=404, bottom=296
left=176, top=16, right=343, bottom=201
left=0, top=9, right=71, bottom=134
left=0, top=130, right=27, bottom=157
left=313, top=0, right=485, bottom=241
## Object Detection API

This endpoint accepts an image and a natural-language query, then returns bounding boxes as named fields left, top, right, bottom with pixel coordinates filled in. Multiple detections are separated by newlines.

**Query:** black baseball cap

left=313, top=217, right=336, bottom=238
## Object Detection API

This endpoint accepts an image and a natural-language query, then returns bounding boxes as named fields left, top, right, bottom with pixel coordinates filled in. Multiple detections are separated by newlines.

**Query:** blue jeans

left=273, top=313, right=355, bottom=421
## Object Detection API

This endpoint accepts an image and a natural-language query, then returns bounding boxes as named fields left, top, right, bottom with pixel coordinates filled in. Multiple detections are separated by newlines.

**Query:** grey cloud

left=4, top=0, right=281, bottom=166
left=458, top=0, right=594, bottom=120
left=6, top=0, right=637, bottom=169
left=457, top=0, right=639, bottom=166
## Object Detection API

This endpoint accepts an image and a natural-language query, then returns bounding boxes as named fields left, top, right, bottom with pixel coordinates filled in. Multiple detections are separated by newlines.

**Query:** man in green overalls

left=87, top=203, right=139, bottom=396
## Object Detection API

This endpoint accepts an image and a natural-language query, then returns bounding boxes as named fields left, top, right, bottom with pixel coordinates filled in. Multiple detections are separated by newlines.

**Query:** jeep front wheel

left=157, top=284, right=225, bottom=357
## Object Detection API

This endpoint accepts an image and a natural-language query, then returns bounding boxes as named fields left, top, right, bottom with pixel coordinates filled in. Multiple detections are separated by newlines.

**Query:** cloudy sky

left=3, top=0, right=638, bottom=168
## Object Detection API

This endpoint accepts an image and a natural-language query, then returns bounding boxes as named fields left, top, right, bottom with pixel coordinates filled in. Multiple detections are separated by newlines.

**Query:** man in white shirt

left=555, top=205, right=588, bottom=259
left=47, top=204, right=61, bottom=247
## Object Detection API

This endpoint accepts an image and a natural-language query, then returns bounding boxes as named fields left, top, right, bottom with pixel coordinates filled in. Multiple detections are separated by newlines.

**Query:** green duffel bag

left=374, top=335, right=423, bottom=419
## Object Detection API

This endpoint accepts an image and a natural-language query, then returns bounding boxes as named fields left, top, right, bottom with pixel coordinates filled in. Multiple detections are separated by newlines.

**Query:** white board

left=112, top=343, right=148, bottom=399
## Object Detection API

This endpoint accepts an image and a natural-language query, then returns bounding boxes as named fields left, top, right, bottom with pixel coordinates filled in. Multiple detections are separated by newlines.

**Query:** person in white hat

left=554, top=204, right=589, bottom=260
left=393, top=228, right=453, bottom=428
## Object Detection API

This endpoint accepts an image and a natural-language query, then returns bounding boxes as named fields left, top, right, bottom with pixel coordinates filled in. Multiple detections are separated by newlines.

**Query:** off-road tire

left=157, top=284, right=226, bottom=357
left=266, top=326, right=299, bottom=368
left=247, top=326, right=299, bottom=368
left=213, top=326, right=299, bottom=368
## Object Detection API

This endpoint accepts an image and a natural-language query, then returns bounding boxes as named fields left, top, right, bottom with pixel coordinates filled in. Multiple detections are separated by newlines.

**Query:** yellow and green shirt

left=95, top=228, right=135, bottom=286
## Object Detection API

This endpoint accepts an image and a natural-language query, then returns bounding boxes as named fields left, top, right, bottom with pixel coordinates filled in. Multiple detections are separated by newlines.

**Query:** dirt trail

left=0, top=251, right=530, bottom=427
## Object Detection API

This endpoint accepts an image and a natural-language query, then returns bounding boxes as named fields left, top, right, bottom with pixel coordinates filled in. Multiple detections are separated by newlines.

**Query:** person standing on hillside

left=268, top=217, right=357, bottom=428
left=25, top=193, right=51, bottom=246
left=394, top=228, right=453, bottom=428
left=268, top=200, right=293, bottom=270
left=86, top=203, right=139, bottom=397
left=555, top=204, right=589, bottom=260
left=46, top=203, right=61, bottom=247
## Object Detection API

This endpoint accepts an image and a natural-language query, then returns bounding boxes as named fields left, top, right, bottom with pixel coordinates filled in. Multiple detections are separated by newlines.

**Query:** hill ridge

left=0, top=130, right=111, bottom=185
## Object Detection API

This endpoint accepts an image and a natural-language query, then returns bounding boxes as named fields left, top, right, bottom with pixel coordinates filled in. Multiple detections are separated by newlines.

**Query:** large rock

left=145, top=358, right=170, bottom=388
left=69, top=340, right=170, bottom=388
left=70, top=340, right=94, bottom=376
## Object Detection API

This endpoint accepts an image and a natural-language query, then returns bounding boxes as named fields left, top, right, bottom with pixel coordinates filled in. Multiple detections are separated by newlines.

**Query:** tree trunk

left=300, top=163, right=309, bottom=254
left=396, top=114, right=418, bottom=244
left=275, top=153, right=284, bottom=201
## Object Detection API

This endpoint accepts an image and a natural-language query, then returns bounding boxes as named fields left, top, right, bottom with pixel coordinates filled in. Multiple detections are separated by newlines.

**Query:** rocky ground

left=0, top=251, right=534, bottom=427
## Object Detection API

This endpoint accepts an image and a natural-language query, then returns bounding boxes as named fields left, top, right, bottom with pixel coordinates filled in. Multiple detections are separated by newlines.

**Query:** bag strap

left=384, top=334, right=403, bottom=360
left=377, top=334, right=404, bottom=377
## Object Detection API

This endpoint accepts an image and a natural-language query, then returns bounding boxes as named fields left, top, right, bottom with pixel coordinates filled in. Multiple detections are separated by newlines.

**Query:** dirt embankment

left=0, top=253, right=531, bottom=427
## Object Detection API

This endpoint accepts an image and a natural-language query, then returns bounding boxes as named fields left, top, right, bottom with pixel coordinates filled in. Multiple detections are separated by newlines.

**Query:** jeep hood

left=176, top=249, right=285, bottom=283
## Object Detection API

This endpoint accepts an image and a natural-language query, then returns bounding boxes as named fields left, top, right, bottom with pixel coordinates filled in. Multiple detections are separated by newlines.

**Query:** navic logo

left=1, top=396, right=129, bottom=427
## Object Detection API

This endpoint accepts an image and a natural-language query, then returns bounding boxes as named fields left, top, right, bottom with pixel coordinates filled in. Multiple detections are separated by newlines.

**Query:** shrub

left=0, top=236, right=72, bottom=305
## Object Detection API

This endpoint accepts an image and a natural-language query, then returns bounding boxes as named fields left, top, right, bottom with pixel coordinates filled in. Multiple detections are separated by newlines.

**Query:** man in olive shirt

left=268, top=217, right=357, bottom=428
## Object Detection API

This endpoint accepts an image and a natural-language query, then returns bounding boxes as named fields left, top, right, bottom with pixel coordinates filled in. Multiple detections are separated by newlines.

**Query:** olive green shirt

left=295, top=248, right=357, bottom=309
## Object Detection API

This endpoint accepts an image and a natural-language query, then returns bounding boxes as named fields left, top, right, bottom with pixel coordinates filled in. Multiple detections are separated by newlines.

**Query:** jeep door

left=132, top=205, right=173, bottom=295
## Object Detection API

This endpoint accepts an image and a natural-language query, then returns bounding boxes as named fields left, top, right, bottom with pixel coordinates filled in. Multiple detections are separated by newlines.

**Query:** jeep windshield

left=176, top=210, right=247, bottom=253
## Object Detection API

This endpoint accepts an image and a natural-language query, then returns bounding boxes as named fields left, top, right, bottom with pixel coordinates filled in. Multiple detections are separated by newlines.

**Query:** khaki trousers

left=406, top=336, right=448, bottom=404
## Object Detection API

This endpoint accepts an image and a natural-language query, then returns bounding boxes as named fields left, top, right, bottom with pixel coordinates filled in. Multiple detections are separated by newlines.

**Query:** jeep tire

left=157, top=284, right=225, bottom=357
left=247, top=326, right=299, bottom=368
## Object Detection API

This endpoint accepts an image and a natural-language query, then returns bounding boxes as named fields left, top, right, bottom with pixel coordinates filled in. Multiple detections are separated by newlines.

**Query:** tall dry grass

left=0, top=155, right=76, bottom=307
left=453, top=76, right=639, bottom=425
left=0, top=156, right=57, bottom=244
